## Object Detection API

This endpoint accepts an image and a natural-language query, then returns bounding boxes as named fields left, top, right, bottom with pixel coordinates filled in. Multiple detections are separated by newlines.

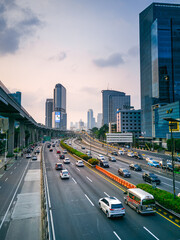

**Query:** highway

left=71, top=139, right=180, bottom=195
left=44, top=142, right=180, bottom=240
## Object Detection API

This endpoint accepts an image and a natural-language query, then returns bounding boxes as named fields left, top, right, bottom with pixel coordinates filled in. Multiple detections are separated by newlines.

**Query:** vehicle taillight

left=110, top=209, right=114, bottom=211
left=121, top=208, right=125, bottom=210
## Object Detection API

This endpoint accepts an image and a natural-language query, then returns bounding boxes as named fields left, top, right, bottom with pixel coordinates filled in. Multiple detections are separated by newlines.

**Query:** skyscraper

left=52, top=83, right=67, bottom=130
left=102, top=90, right=130, bottom=125
left=45, top=99, right=53, bottom=128
left=97, top=113, right=102, bottom=129
left=87, top=109, right=95, bottom=130
left=140, top=3, right=180, bottom=137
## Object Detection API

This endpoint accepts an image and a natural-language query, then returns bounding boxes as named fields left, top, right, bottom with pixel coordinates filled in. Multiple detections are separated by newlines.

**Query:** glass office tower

left=102, top=90, right=130, bottom=125
left=140, top=3, right=180, bottom=137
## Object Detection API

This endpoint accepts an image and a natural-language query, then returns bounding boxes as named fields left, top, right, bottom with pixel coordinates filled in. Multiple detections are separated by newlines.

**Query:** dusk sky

left=0, top=0, right=179, bottom=128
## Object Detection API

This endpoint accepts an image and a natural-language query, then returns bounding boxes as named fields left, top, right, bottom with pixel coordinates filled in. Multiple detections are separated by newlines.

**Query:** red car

left=57, top=150, right=61, bottom=154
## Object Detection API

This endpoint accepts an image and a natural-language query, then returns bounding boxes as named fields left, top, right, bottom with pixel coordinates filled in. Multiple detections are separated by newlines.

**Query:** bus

left=124, top=188, right=155, bottom=214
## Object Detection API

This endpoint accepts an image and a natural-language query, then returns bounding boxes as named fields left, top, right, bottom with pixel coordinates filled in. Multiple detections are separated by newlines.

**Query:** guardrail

left=41, top=144, right=56, bottom=240
left=95, top=165, right=136, bottom=189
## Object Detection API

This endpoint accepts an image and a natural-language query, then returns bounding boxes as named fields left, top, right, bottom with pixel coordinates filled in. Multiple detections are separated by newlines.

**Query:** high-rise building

left=52, top=83, right=67, bottom=130
left=45, top=99, right=53, bottom=128
left=87, top=109, right=95, bottom=130
left=97, top=113, right=102, bottom=129
left=10, top=91, right=21, bottom=105
left=102, top=90, right=130, bottom=126
left=140, top=3, right=180, bottom=137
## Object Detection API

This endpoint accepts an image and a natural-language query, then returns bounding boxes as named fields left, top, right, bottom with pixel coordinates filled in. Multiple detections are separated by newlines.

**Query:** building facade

left=97, top=113, right=102, bottom=129
left=10, top=91, right=21, bottom=105
left=117, top=109, right=141, bottom=138
left=52, top=84, right=67, bottom=130
left=140, top=3, right=180, bottom=137
left=45, top=99, right=53, bottom=128
left=102, top=90, right=130, bottom=126
left=87, top=109, right=95, bottom=130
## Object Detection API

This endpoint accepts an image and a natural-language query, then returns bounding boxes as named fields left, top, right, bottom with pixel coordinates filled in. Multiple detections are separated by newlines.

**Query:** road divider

left=95, top=165, right=136, bottom=189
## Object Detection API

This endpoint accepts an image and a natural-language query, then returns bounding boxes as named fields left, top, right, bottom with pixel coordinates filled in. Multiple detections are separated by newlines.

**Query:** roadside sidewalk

left=5, top=150, right=41, bottom=240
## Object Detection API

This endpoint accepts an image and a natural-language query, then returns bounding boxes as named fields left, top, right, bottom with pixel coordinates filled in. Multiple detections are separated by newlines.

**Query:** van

left=124, top=188, right=155, bottom=214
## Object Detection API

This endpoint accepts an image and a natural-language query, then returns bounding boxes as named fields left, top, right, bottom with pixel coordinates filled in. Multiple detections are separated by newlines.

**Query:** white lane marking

left=85, top=194, right=94, bottom=206
left=86, top=176, right=92, bottom=182
left=143, top=226, right=159, bottom=240
left=162, top=182, right=179, bottom=189
left=104, top=192, right=110, bottom=197
left=72, top=178, right=77, bottom=184
left=14, top=167, right=16, bottom=169
left=10, top=172, right=13, bottom=175
left=5, top=178, right=8, bottom=182
left=76, top=167, right=80, bottom=171
left=113, top=231, right=121, bottom=240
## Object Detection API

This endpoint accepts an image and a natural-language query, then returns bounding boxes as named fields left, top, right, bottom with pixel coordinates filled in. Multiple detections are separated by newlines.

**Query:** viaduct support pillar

left=8, top=118, right=15, bottom=156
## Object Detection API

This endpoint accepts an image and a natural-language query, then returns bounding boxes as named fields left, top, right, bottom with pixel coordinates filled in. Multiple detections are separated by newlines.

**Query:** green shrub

left=6, top=153, right=14, bottom=158
left=88, top=158, right=99, bottom=165
left=137, top=183, right=180, bottom=214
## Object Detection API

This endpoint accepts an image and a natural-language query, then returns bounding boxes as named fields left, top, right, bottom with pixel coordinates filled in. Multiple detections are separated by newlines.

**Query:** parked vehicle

left=118, top=168, right=131, bottom=177
left=109, top=156, right=116, bottom=162
left=142, top=172, right=161, bottom=185
left=124, top=188, right=155, bottom=214
left=99, top=196, right=125, bottom=218
left=129, top=164, right=142, bottom=171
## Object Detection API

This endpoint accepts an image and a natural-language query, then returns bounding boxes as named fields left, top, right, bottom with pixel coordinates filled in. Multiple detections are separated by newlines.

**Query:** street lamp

left=163, top=117, right=180, bottom=199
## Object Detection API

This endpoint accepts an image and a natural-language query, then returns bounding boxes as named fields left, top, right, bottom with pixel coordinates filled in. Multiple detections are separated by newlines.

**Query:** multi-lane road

left=44, top=142, right=180, bottom=240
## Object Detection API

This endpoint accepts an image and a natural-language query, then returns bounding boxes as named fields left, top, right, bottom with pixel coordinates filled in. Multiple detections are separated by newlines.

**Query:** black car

left=100, top=160, right=109, bottom=168
left=55, top=163, right=63, bottom=170
left=59, top=154, right=65, bottom=159
left=142, top=172, right=161, bottom=185
left=81, top=146, right=85, bottom=149
left=134, top=153, right=143, bottom=160
left=49, top=148, right=53, bottom=152
left=111, top=151, right=118, bottom=156
left=118, top=168, right=131, bottom=178
left=47, top=144, right=51, bottom=148
left=129, top=164, right=142, bottom=171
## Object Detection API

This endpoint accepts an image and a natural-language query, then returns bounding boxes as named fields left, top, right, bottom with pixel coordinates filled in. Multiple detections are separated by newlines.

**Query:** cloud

left=0, top=0, right=42, bottom=55
left=48, top=51, right=67, bottom=62
left=93, top=53, right=124, bottom=68
left=127, top=46, right=139, bottom=57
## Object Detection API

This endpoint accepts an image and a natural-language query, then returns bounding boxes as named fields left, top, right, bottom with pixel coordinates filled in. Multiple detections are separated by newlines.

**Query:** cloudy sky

left=0, top=0, right=179, bottom=128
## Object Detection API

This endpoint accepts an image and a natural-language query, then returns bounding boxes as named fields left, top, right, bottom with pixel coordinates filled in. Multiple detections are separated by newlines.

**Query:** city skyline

left=0, top=0, right=178, bottom=128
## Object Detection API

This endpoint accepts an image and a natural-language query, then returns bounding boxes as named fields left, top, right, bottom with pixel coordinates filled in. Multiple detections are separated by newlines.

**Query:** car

left=146, top=157, right=154, bottom=162
left=97, top=154, right=105, bottom=160
left=35, top=149, right=40, bottom=154
left=60, top=170, right=69, bottom=179
left=167, top=162, right=173, bottom=172
left=56, top=150, right=61, bottom=154
left=87, top=153, right=92, bottom=158
left=142, top=172, right=161, bottom=185
left=55, top=163, right=63, bottom=170
left=63, top=158, right=70, bottom=164
left=26, top=154, right=31, bottom=158
left=109, top=156, right=116, bottom=162
left=47, top=144, right=51, bottom=148
left=147, top=160, right=160, bottom=168
left=127, top=152, right=134, bottom=157
left=100, top=160, right=109, bottom=168
left=32, top=155, right=37, bottom=161
left=118, top=150, right=124, bottom=155
left=175, top=157, right=180, bottom=162
left=111, top=151, right=118, bottom=156
left=49, top=148, right=53, bottom=152
left=81, top=146, right=85, bottom=149
left=59, top=154, right=65, bottom=159
left=129, top=164, right=142, bottom=171
left=134, top=153, right=143, bottom=160
left=63, top=149, right=67, bottom=154
left=76, top=160, right=84, bottom=167
left=118, top=168, right=131, bottom=177
left=52, top=144, right=55, bottom=147
left=99, top=196, right=125, bottom=218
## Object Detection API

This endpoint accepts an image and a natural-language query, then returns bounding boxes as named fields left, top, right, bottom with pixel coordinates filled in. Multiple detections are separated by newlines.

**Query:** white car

left=118, top=150, right=124, bottom=155
left=63, top=150, right=67, bottom=154
left=97, top=154, right=105, bottom=160
left=99, top=196, right=125, bottom=218
left=26, top=154, right=31, bottom=158
left=32, top=155, right=37, bottom=161
left=127, top=152, right=134, bottom=157
left=76, top=160, right=84, bottom=167
left=63, top=158, right=70, bottom=164
left=60, top=170, right=69, bottom=179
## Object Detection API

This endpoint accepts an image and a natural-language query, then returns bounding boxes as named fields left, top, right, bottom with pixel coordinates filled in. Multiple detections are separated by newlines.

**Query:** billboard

left=55, top=112, right=60, bottom=123
left=106, top=133, right=133, bottom=143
